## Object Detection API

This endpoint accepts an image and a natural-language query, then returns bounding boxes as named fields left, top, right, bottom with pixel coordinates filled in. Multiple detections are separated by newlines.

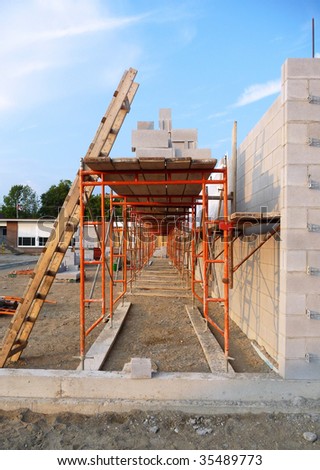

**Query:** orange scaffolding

left=78, top=159, right=233, bottom=369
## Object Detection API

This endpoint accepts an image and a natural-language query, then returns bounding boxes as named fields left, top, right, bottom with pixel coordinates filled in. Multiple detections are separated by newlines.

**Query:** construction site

left=0, top=58, right=320, bottom=450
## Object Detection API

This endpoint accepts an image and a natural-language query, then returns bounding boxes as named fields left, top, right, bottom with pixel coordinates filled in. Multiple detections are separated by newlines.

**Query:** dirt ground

left=0, top=253, right=319, bottom=451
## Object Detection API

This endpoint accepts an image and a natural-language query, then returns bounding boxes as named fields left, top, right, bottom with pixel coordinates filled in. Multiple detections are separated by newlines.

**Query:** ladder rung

left=7, top=341, right=28, bottom=358
left=26, top=316, right=36, bottom=323
left=56, top=246, right=68, bottom=254
left=35, top=293, right=46, bottom=301
left=46, top=270, right=56, bottom=277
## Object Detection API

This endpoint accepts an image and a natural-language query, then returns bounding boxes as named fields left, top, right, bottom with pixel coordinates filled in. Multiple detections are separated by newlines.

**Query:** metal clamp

left=305, top=353, right=320, bottom=363
left=306, top=309, right=320, bottom=320
left=307, top=223, right=320, bottom=233
left=308, top=175, right=320, bottom=189
left=308, top=137, right=320, bottom=148
left=307, top=266, right=320, bottom=276
left=308, top=95, right=320, bottom=104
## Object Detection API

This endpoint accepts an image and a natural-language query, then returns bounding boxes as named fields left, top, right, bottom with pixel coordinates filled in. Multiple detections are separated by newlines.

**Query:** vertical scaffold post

left=100, top=176, right=106, bottom=320
left=202, top=180, right=209, bottom=326
left=79, top=161, right=85, bottom=370
left=122, top=197, right=128, bottom=306
left=109, top=190, right=114, bottom=326
left=222, top=164, right=230, bottom=363
left=191, top=204, right=196, bottom=306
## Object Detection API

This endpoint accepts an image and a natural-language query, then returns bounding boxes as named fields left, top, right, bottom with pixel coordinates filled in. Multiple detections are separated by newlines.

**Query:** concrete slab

left=78, top=302, right=131, bottom=371
left=56, top=270, right=80, bottom=281
left=0, top=369, right=319, bottom=415
left=186, top=306, right=235, bottom=376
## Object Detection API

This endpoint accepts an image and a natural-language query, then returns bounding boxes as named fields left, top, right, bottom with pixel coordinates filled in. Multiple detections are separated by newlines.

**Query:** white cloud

left=208, top=111, right=228, bottom=119
left=234, top=79, right=281, bottom=107
left=0, top=0, right=146, bottom=115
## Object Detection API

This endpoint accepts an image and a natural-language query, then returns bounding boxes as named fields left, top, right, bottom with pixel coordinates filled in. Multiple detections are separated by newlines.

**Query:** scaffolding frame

left=78, top=163, right=232, bottom=367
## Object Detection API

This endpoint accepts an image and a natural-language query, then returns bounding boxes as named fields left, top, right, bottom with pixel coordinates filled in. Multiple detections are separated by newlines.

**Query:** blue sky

left=0, top=0, right=319, bottom=202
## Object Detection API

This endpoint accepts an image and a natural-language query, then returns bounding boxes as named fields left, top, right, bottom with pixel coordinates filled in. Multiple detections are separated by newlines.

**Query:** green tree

left=84, top=194, right=123, bottom=219
left=39, top=179, right=72, bottom=217
left=2, top=184, right=39, bottom=218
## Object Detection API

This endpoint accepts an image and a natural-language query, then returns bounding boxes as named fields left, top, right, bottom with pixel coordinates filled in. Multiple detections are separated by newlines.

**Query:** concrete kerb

left=77, top=302, right=132, bottom=371
left=0, top=369, right=320, bottom=415
left=185, top=305, right=235, bottom=376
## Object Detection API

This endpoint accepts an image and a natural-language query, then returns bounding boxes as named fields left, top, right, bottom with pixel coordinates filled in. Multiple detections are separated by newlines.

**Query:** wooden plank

left=230, top=211, right=281, bottom=222
left=127, top=292, right=190, bottom=298
left=166, top=157, right=191, bottom=200
left=139, top=157, right=167, bottom=197
left=101, top=82, right=139, bottom=155
left=85, top=68, right=138, bottom=160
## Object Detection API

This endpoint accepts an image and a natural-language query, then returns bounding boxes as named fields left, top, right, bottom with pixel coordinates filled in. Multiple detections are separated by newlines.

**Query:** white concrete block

left=132, top=130, right=168, bottom=150
left=283, top=186, right=320, bottom=208
left=285, top=101, right=320, bottom=123
left=307, top=122, right=320, bottom=140
left=279, top=356, right=320, bottom=379
left=283, top=79, right=309, bottom=101
left=284, top=272, right=320, bottom=295
left=308, top=164, right=320, bottom=182
left=279, top=292, right=306, bottom=316
left=283, top=165, right=308, bottom=187
left=130, top=357, right=152, bottom=379
left=284, top=122, right=308, bottom=145
left=309, top=79, right=320, bottom=96
left=174, top=148, right=212, bottom=158
left=281, top=228, right=320, bottom=251
left=307, top=250, right=320, bottom=268
left=171, top=129, right=198, bottom=143
left=159, top=108, right=172, bottom=131
left=135, top=148, right=174, bottom=158
left=282, top=337, right=306, bottom=358
left=306, top=294, right=320, bottom=311
left=56, top=270, right=80, bottom=281
left=307, top=208, right=320, bottom=226
left=283, top=250, right=306, bottom=272
left=284, top=143, right=320, bottom=165
left=306, top=337, right=320, bottom=354
left=285, top=314, right=320, bottom=338
left=137, top=121, right=154, bottom=130
left=283, top=58, right=320, bottom=80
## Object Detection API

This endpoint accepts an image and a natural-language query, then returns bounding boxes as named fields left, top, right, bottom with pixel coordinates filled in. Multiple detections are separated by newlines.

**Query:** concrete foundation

left=0, top=369, right=319, bottom=415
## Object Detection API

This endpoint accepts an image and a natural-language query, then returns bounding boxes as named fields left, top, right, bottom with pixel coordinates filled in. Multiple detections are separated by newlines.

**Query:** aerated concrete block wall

left=279, top=58, right=320, bottom=379
left=215, top=58, right=320, bottom=379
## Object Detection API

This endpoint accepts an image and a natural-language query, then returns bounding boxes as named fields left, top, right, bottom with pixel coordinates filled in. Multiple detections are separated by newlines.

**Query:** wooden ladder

left=0, top=68, right=138, bottom=367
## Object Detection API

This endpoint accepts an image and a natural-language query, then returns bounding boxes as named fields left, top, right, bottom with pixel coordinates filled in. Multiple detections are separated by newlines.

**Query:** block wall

left=236, top=96, right=283, bottom=212
left=217, top=58, right=320, bottom=379
left=279, top=58, right=320, bottom=379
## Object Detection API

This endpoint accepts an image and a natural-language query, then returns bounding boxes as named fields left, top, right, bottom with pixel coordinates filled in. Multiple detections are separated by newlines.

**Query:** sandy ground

left=0, top=408, right=320, bottom=450
left=0, top=253, right=319, bottom=450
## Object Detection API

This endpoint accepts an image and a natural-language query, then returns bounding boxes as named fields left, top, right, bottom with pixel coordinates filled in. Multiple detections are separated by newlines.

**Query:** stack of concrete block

left=132, top=108, right=211, bottom=159
left=56, top=247, right=80, bottom=281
